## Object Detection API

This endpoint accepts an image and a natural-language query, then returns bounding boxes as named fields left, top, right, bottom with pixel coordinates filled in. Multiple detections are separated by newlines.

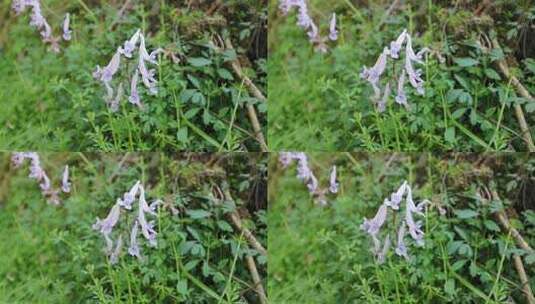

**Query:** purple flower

left=139, top=185, right=157, bottom=216
left=39, top=172, right=51, bottom=191
left=11, top=152, right=26, bottom=167
left=384, top=180, right=407, bottom=210
left=119, top=29, right=141, bottom=58
left=62, top=13, right=72, bottom=41
left=329, top=13, right=338, bottom=41
left=329, top=165, right=338, bottom=193
left=95, top=49, right=122, bottom=83
left=128, top=220, right=141, bottom=258
left=306, top=173, right=318, bottom=193
left=389, top=29, right=407, bottom=59
left=128, top=70, right=142, bottom=108
left=404, top=35, right=425, bottom=96
left=138, top=196, right=157, bottom=247
left=395, top=70, right=408, bottom=107
left=61, top=165, right=71, bottom=193
left=118, top=180, right=140, bottom=210
left=93, top=202, right=121, bottom=236
left=361, top=203, right=388, bottom=236
left=395, top=221, right=409, bottom=259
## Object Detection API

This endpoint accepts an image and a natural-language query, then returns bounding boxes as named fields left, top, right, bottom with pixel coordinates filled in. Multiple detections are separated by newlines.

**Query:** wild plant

left=360, top=180, right=431, bottom=264
left=279, top=152, right=338, bottom=205
left=11, top=152, right=70, bottom=205
left=360, top=29, right=430, bottom=112
left=93, top=29, right=163, bottom=112
left=11, top=0, right=71, bottom=52
left=278, top=0, right=338, bottom=53
left=92, top=180, right=161, bottom=264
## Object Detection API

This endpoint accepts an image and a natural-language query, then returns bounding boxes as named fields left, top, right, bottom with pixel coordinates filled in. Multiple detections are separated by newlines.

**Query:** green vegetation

left=269, top=152, right=535, bottom=303
left=0, top=0, right=267, bottom=151
left=0, top=152, right=267, bottom=303
left=268, top=0, right=535, bottom=151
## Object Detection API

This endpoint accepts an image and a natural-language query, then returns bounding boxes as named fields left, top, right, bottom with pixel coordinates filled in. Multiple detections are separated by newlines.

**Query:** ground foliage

left=268, top=0, right=535, bottom=151
left=0, top=152, right=267, bottom=303
left=268, top=152, right=535, bottom=303
left=0, top=0, right=267, bottom=152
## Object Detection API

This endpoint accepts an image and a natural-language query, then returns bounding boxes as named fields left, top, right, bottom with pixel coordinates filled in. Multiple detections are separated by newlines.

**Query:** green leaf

left=484, top=68, right=501, bottom=80
left=186, top=209, right=212, bottom=219
left=217, top=68, right=234, bottom=80
left=525, top=253, right=535, bottom=265
left=490, top=48, right=505, bottom=61
left=483, top=220, right=500, bottom=232
left=445, top=127, right=456, bottom=143
left=188, top=57, right=212, bottom=67
left=525, top=102, right=535, bottom=113
left=452, top=108, right=467, bottom=119
left=217, top=220, right=233, bottom=232
left=445, top=279, right=456, bottom=295
left=455, top=209, right=479, bottom=219
left=524, top=58, right=535, bottom=74
left=454, top=57, right=479, bottom=67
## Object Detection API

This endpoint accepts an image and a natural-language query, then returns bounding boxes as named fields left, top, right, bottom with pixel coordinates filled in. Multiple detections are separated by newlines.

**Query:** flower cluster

left=92, top=180, right=161, bottom=264
left=279, top=152, right=338, bottom=206
left=12, top=0, right=71, bottom=53
left=360, top=29, right=429, bottom=112
left=360, top=181, right=429, bottom=264
left=93, top=29, right=164, bottom=112
left=278, top=0, right=338, bottom=53
left=11, top=152, right=71, bottom=205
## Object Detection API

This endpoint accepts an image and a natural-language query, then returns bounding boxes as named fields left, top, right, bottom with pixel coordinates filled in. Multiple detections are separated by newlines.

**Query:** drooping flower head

left=62, top=13, right=72, bottom=41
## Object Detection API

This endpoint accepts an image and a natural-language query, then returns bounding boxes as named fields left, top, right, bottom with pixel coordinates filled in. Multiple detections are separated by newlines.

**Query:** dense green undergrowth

left=0, top=152, right=267, bottom=303
left=268, top=153, right=535, bottom=303
left=268, top=0, right=535, bottom=151
left=0, top=0, right=267, bottom=151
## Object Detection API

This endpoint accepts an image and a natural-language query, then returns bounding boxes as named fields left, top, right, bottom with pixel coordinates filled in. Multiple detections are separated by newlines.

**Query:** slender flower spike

left=61, top=165, right=71, bottom=193
left=128, top=220, right=141, bottom=258
left=361, top=203, right=388, bottom=236
left=62, top=13, right=72, bottom=41
left=139, top=185, right=157, bottom=216
left=95, top=49, right=122, bottom=83
left=395, top=70, right=408, bottom=107
left=329, top=13, right=338, bottom=41
left=395, top=221, right=409, bottom=260
left=361, top=29, right=428, bottom=111
left=279, top=0, right=336, bottom=52
left=329, top=166, right=338, bottom=194
left=128, top=71, right=142, bottom=108
left=93, top=202, right=121, bottom=236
